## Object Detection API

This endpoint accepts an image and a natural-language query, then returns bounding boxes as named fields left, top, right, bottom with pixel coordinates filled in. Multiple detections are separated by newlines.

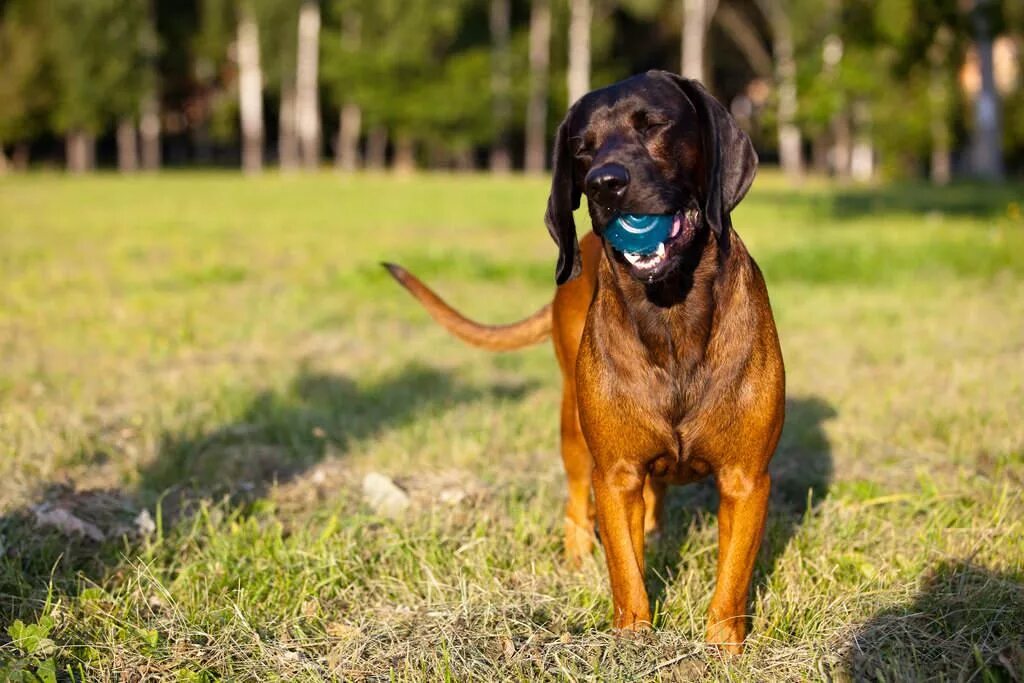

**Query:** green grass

left=1, top=171, right=1022, bottom=681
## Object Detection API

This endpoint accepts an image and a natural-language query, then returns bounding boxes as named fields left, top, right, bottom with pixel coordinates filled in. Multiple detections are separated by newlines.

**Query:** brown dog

left=384, top=70, right=784, bottom=653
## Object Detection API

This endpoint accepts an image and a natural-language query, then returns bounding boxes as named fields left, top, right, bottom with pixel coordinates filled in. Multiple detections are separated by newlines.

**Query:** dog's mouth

left=615, top=207, right=700, bottom=282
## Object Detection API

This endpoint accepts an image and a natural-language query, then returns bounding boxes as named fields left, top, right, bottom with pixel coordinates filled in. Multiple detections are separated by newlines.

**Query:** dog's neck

left=596, top=226, right=750, bottom=369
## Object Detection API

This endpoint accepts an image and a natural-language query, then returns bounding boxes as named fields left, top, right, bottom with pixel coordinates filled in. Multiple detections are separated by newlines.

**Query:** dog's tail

left=382, top=262, right=551, bottom=352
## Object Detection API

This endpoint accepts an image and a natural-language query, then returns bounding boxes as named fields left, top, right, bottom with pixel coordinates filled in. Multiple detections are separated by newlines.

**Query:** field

left=1, top=171, right=1023, bottom=681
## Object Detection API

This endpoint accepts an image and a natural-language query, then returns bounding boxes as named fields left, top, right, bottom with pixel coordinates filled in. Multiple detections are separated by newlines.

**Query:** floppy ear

left=544, top=106, right=582, bottom=285
left=671, top=75, right=758, bottom=238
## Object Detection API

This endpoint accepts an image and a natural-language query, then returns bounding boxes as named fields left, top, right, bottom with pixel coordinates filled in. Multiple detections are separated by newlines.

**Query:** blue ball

left=603, top=214, right=674, bottom=254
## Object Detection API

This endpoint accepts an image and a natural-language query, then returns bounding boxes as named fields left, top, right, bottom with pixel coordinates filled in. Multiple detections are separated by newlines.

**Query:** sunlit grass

left=1, top=170, right=1022, bottom=680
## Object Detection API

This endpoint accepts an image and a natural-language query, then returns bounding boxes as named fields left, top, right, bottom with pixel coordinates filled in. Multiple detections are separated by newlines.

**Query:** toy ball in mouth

left=603, top=214, right=674, bottom=255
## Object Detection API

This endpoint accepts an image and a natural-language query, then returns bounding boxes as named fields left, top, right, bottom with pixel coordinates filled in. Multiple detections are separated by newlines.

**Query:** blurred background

left=0, top=0, right=1022, bottom=181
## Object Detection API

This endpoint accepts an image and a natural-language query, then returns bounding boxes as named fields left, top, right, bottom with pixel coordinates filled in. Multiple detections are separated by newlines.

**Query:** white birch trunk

left=525, top=0, right=551, bottom=174
left=567, top=0, right=591, bottom=105
left=295, top=0, right=321, bottom=170
left=237, top=6, right=264, bottom=174
left=768, top=0, right=802, bottom=179
left=682, top=0, right=717, bottom=82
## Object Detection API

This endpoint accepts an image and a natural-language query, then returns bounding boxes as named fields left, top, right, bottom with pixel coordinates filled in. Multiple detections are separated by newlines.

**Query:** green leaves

left=2, top=617, right=57, bottom=683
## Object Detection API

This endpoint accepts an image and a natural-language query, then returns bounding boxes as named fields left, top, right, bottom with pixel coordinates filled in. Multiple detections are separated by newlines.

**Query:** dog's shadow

left=0, top=362, right=533, bottom=627
left=645, top=395, right=836, bottom=624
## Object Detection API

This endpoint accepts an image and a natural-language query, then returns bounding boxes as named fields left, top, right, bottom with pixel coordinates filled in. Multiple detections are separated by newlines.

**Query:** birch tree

left=295, top=0, right=321, bottom=170
left=681, top=0, right=717, bottom=82
left=567, top=0, right=591, bottom=105
left=525, top=0, right=551, bottom=174
left=236, top=1, right=264, bottom=174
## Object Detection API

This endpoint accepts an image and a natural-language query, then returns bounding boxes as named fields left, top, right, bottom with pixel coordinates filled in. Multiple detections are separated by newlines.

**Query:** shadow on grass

left=646, top=395, right=836, bottom=626
left=841, top=560, right=1024, bottom=680
left=0, top=362, right=526, bottom=627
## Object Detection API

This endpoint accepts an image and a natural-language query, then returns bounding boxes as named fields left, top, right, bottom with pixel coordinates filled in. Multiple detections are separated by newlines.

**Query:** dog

left=384, top=70, right=785, bottom=653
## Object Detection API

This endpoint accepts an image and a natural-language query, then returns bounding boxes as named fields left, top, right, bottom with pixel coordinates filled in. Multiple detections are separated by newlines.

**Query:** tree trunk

left=335, top=103, right=362, bottom=172
left=12, top=143, right=29, bottom=171
left=567, top=0, right=591, bottom=105
left=393, top=133, right=415, bottom=174
left=66, top=129, right=95, bottom=174
left=525, top=0, right=551, bottom=174
left=0, top=148, right=9, bottom=175
left=715, top=4, right=772, bottom=79
left=489, top=0, right=511, bottom=173
left=117, top=117, right=140, bottom=172
left=279, top=78, right=299, bottom=171
left=453, top=147, right=474, bottom=171
left=765, top=0, right=802, bottom=179
left=831, top=112, right=851, bottom=178
left=850, top=101, right=873, bottom=181
left=295, top=0, right=321, bottom=170
left=140, top=90, right=161, bottom=170
left=237, top=6, right=264, bottom=175
left=928, top=26, right=953, bottom=185
left=333, top=8, right=362, bottom=173
left=366, top=126, right=387, bottom=170
left=968, top=0, right=1003, bottom=180
left=682, top=0, right=717, bottom=82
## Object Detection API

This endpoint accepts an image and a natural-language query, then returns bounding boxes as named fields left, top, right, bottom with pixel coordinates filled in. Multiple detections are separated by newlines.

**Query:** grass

left=0, top=170, right=1022, bottom=681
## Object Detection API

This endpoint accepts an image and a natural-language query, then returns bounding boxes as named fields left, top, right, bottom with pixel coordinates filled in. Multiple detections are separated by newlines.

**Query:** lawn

left=1, top=171, right=1022, bottom=681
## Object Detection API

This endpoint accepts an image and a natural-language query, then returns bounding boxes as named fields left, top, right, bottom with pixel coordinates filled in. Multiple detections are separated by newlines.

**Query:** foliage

left=46, top=0, right=156, bottom=133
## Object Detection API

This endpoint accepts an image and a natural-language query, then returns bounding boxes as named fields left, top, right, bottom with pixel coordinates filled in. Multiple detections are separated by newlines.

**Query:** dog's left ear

left=545, top=105, right=583, bottom=285
left=668, top=74, right=758, bottom=238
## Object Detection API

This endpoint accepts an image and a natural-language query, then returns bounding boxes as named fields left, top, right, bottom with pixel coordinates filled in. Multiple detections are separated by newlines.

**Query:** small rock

left=361, top=472, right=410, bottom=517
left=134, top=509, right=156, bottom=536
left=438, top=487, right=466, bottom=506
left=33, top=505, right=105, bottom=542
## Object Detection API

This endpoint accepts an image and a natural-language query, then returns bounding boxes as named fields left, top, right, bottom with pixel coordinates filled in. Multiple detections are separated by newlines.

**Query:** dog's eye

left=634, top=111, right=669, bottom=137
left=570, top=136, right=592, bottom=159
left=644, top=120, right=670, bottom=136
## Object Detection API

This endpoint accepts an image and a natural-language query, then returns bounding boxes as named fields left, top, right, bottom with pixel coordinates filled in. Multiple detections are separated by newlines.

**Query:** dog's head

left=545, top=70, right=757, bottom=285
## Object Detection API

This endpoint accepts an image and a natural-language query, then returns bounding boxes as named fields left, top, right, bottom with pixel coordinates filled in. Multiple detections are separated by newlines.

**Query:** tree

left=236, top=1, right=264, bottom=174
left=490, top=0, right=512, bottom=172
left=0, top=0, right=56, bottom=171
left=966, top=0, right=1004, bottom=179
left=757, top=0, right=804, bottom=179
left=322, top=0, right=480, bottom=172
left=332, top=6, right=362, bottom=172
left=296, top=0, right=322, bottom=169
left=682, top=0, right=717, bottom=82
left=46, top=0, right=155, bottom=173
left=525, top=0, right=552, bottom=173
left=567, top=0, right=591, bottom=105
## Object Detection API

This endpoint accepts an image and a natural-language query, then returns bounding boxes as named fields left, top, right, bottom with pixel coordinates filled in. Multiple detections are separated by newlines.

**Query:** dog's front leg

left=592, top=462, right=651, bottom=629
left=706, top=467, right=771, bottom=653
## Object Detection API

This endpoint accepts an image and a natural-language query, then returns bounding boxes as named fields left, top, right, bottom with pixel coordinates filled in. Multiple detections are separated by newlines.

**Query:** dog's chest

left=578, top=299, right=717, bottom=461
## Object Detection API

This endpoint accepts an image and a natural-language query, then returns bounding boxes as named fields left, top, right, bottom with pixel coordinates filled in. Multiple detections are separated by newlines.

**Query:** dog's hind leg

left=642, top=475, right=666, bottom=536
left=560, top=382, right=595, bottom=564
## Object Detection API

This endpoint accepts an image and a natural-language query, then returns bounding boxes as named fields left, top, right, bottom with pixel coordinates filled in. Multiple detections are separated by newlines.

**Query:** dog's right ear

left=545, top=106, right=582, bottom=285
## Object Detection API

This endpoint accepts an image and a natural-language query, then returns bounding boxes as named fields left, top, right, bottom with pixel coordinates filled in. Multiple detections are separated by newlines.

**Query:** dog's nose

left=585, top=163, right=630, bottom=208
